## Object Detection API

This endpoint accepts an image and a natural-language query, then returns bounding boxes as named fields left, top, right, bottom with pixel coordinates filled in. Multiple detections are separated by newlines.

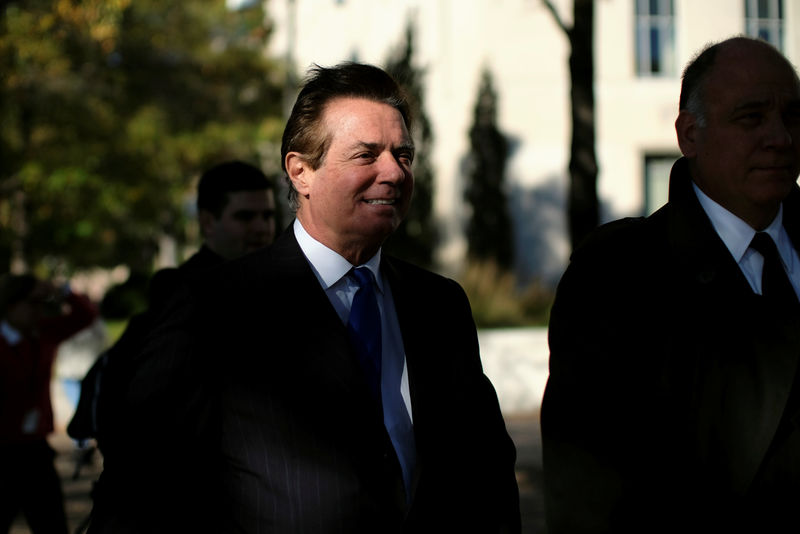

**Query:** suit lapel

left=268, top=228, right=371, bottom=399
left=381, top=258, right=422, bottom=412
left=667, top=161, right=800, bottom=493
left=381, top=257, right=426, bottom=503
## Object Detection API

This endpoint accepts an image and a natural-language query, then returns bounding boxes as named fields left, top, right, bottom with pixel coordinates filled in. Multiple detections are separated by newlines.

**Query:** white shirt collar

left=0, top=320, right=22, bottom=346
left=692, top=181, right=786, bottom=263
left=293, top=219, right=384, bottom=292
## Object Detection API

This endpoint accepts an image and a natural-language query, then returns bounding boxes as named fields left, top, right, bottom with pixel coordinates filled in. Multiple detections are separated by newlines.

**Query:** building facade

left=267, top=0, right=800, bottom=284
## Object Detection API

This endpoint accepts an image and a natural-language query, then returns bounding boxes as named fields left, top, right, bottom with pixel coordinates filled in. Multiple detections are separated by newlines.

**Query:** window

left=635, top=0, right=676, bottom=76
left=644, top=155, right=679, bottom=215
left=745, top=0, right=784, bottom=51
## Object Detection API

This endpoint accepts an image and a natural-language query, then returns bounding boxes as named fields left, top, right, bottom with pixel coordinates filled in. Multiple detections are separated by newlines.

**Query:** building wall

left=267, top=0, right=800, bottom=284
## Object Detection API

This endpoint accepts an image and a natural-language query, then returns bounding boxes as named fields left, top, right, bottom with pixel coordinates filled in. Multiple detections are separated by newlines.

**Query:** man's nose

left=249, top=215, right=272, bottom=233
left=378, top=153, right=408, bottom=183
left=764, top=115, right=794, bottom=149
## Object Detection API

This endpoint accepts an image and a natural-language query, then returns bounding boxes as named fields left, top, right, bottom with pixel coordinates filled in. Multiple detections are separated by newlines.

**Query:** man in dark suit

left=541, top=36, right=800, bottom=532
left=90, top=63, right=519, bottom=533
left=81, top=161, right=276, bottom=532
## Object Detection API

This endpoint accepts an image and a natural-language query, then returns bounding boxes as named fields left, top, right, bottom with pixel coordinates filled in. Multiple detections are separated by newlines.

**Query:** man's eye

left=783, top=110, right=800, bottom=124
left=234, top=212, right=256, bottom=222
left=736, top=113, right=762, bottom=125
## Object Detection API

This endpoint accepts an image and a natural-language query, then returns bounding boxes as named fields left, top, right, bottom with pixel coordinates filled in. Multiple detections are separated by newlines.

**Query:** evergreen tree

left=464, top=69, right=513, bottom=270
left=383, top=21, right=436, bottom=270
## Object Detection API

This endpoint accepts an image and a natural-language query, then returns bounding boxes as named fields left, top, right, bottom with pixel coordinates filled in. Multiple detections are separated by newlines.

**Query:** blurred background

left=2, top=1, right=798, bottom=531
left=3, top=0, right=797, bottom=329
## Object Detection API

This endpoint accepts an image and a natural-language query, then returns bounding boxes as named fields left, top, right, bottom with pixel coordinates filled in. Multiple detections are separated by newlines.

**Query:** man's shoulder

left=199, top=238, right=307, bottom=308
left=382, top=255, right=460, bottom=290
left=571, top=214, right=664, bottom=264
left=179, top=246, right=224, bottom=276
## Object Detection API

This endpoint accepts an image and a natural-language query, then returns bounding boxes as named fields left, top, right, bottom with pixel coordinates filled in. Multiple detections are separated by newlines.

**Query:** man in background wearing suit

left=542, top=36, right=800, bottom=532
left=81, top=160, right=276, bottom=532
left=183, top=159, right=277, bottom=273
left=90, top=63, right=519, bottom=533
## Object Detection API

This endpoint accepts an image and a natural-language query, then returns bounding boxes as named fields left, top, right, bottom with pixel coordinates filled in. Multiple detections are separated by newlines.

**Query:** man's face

left=287, top=97, right=414, bottom=263
left=677, top=41, right=800, bottom=228
left=201, top=189, right=276, bottom=260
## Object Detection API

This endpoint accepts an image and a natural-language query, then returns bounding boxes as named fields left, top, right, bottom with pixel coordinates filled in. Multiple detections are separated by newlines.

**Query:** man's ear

left=285, top=152, right=312, bottom=197
left=198, top=209, right=215, bottom=239
left=675, top=110, right=699, bottom=158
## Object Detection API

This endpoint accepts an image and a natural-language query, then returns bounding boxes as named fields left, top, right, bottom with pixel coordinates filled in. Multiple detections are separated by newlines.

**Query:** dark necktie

left=347, top=267, right=382, bottom=400
left=749, top=231, right=799, bottom=308
left=347, top=267, right=416, bottom=499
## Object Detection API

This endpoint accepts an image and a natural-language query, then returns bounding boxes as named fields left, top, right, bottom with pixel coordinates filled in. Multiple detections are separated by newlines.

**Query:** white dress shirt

left=693, top=182, right=800, bottom=300
left=293, top=219, right=413, bottom=420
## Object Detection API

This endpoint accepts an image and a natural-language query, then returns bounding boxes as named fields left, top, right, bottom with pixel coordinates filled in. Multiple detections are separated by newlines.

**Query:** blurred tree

left=383, top=21, right=437, bottom=270
left=464, top=68, right=513, bottom=270
left=0, top=0, right=284, bottom=275
left=543, top=0, right=598, bottom=251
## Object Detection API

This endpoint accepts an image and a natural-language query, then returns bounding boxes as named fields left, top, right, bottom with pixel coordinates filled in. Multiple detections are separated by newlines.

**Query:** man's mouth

left=364, top=198, right=397, bottom=205
left=754, top=165, right=796, bottom=177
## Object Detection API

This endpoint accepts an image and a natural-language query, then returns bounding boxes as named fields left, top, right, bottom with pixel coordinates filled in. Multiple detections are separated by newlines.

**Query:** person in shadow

left=542, top=36, right=800, bottom=532
left=69, top=161, right=276, bottom=527
left=180, top=159, right=278, bottom=275
left=0, top=274, right=97, bottom=534
left=88, top=62, right=520, bottom=533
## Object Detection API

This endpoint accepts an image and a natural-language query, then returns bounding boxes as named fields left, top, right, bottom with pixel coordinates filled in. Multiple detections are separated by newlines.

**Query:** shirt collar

left=692, top=181, right=785, bottom=263
left=293, top=219, right=384, bottom=293
left=0, top=320, right=22, bottom=346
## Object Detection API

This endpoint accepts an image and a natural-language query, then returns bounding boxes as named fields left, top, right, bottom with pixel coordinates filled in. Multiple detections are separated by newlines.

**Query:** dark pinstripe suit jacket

left=101, top=226, right=520, bottom=533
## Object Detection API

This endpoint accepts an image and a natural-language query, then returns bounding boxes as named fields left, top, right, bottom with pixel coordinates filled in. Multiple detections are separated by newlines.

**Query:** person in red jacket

left=0, top=274, right=98, bottom=534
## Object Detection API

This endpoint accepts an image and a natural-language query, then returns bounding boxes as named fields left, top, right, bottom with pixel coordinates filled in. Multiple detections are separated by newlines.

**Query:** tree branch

left=542, top=0, right=572, bottom=37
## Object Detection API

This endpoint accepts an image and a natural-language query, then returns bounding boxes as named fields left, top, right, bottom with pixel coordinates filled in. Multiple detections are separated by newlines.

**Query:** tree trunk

left=567, top=0, right=599, bottom=250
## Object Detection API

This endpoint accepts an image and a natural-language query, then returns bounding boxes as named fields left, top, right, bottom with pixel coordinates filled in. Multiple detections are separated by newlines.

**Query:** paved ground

left=11, top=413, right=546, bottom=534
left=10, top=434, right=100, bottom=534
left=508, top=412, right=547, bottom=534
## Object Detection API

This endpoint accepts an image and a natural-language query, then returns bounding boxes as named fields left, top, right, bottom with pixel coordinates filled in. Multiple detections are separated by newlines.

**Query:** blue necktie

left=347, top=267, right=382, bottom=400
left=347, top=267, right=416, bottom=500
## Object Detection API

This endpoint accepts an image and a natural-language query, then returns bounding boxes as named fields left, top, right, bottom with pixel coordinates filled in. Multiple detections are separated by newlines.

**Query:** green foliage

left=465, top=68, right=514, bottom=270
left=0, top=0, right=284, bottom=275
left=99, top=271, right=151, bottom=319
left=383, top=21, right=437, bottom=270
left=103, top=317, right=130, bottom=346
left=459, top=259, right=553, bottom=328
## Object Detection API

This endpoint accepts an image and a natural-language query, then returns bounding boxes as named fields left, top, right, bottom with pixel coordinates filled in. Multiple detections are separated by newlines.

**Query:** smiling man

left=284, top=96, right=415, bottom=266
left=542, top=37, right=800, bottom=532
left=88, top=63, right=520, bottom=534
left=204, top=62, right=520, bottom=533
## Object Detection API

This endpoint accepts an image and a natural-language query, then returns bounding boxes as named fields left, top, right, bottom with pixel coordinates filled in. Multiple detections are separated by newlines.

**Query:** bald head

left=680, top=37, right=800, bottom=125
left=675, top=36, right=800, bottom=230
